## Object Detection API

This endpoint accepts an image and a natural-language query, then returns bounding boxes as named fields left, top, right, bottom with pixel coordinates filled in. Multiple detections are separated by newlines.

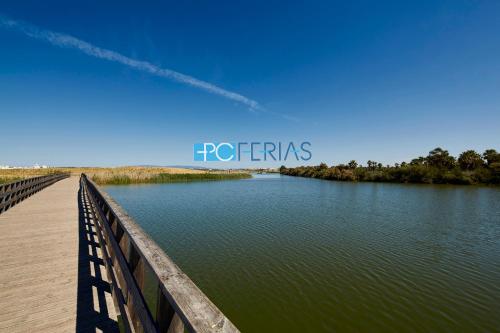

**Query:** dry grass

left=66, top=167, right=206, bottom=184
left=0, top=169, right=63, bottom=184
left=0, top=167, right=250, bottom=185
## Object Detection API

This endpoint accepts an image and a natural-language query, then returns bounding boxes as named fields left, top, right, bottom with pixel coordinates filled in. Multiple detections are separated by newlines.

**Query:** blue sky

left=1, top=0, right=499, bottom=167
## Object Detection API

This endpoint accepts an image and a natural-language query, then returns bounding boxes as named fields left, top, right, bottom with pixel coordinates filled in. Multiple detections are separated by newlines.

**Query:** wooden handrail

left=80, top=174, right=240, bottom=333
left=0, top=173, right=69, bottom=214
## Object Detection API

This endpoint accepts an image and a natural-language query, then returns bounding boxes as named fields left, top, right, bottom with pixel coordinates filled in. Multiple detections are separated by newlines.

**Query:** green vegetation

left=0, top=177, right=21, bottom=185
left=92, top=172, right=252, bottom=185
left=280, top=148, right=500, bottom=185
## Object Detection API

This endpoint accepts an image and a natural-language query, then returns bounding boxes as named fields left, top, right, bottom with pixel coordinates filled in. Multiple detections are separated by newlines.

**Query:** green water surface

left=105, top=174, right=500, bottom=332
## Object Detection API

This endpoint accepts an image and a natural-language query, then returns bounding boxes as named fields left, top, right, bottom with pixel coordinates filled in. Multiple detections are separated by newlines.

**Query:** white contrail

left=0, top=15, right=261, bottom=111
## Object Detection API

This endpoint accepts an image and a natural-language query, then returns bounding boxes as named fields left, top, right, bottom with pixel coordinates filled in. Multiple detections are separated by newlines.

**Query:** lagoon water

left=105, top=174, right=500, bottom=332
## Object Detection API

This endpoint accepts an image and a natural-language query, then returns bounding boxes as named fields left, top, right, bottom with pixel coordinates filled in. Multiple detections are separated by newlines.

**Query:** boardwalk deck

left=0, top=176, right=118, bottom=332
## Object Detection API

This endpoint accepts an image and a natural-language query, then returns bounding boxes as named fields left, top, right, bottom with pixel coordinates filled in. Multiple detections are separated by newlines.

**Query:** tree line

left=280, top=148, right=500, bottom=185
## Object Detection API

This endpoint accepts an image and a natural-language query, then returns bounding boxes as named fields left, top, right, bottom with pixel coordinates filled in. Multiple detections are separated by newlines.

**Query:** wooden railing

left=80, top=174, right=239, bottom=333
left=0, top=173, right=69, bottom=214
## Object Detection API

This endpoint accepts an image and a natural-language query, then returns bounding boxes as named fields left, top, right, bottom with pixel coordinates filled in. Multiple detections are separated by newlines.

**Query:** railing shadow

left=76, top=187, right=119, bottom=332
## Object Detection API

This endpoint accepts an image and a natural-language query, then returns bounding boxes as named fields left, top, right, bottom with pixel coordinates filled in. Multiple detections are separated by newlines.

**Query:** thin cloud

left=0, top=15, right=262, bottom=111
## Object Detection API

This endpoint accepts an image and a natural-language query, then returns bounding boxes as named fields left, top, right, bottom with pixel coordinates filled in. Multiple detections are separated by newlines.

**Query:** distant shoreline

left=280, top=148, right=500, bottom=186
left=0, top=167, right=251, bottom=185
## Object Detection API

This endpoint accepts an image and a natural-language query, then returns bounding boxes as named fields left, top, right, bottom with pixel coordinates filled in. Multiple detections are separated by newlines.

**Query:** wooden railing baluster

left=0, top=173, right=69, bottom=214
left=156, top=285, right=176, bottom=332
left=80, top=174, right=239, bottom=333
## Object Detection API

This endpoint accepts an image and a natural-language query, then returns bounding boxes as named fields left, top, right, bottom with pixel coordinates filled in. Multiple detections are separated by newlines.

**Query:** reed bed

left=0, top=167, right=251, bottom=185
left=92, top=172, right=252, bottom=185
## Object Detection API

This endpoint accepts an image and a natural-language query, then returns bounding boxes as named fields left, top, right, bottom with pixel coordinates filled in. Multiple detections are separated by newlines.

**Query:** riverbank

left=0, top=167, right=251, bottom=185
left=281, top=164, right=500, bottom=185
left=92, top=172, right=251, bottom=185
left=280, top=148, right=500, bottom=185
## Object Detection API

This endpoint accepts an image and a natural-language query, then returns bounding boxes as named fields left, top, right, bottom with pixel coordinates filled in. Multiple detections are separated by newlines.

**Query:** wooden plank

left=0, top=176, right=118, bottom=333
left=0, top=173, right=239, bottom=333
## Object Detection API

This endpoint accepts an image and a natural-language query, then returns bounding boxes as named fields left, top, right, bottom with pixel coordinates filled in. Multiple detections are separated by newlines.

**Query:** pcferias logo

left=193, top=142, right=312, bottom=162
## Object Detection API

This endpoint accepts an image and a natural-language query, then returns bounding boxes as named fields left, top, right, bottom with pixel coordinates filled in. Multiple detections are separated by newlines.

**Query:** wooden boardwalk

left=0, top=176, right=118, bottom=332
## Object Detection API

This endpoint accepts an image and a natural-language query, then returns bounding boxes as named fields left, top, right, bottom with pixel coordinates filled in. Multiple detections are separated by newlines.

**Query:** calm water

left=105, top=174, right=500, bottom=332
